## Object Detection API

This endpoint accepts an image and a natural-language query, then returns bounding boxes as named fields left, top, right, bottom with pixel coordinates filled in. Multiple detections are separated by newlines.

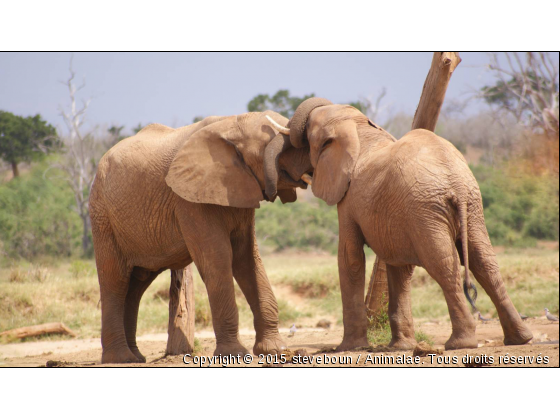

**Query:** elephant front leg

left=232, top=231, right=286, bottom=355
left=386, top=264, right=417, bottom=349
left=201, top=268, right=249, bottom=356
left=193, top=253, right=249, bottom=356
left=336, top=220, right=369, bottom=352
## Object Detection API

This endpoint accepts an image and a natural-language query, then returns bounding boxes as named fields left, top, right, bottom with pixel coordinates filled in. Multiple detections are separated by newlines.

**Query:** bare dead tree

left=482, top=52, right=559, bottom=137
left=48, top=56, right=100, bottom=255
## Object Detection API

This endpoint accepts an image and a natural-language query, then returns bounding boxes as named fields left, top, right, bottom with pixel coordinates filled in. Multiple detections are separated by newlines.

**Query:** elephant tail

left=452, top=194, right=478, bottom=312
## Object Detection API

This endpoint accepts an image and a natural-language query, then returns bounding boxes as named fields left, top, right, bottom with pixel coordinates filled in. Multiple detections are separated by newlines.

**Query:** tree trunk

left=365, top=258, right=388, bottom=318
left=166, top=265, right=195, bottom=355
left=11, top=161, right=19, bottom=178
left=81, top=215, right=90, bottom=256
left=412, top=52, right=462, bottom=131
left=365, top=52, right=461, bottom=316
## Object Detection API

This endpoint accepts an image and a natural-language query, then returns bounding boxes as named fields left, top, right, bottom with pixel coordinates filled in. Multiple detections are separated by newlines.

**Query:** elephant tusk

left=301, top=173, right=313, bottom=185
left=266, top=115, right=290, bottom=135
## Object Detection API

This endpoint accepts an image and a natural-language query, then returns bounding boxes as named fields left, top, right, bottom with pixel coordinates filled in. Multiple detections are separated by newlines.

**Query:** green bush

left=472, top=164, right=559, bottom=246
left=0, top=156, right=557, bottom=262
left=0, top=159, right=82, bottom=260
left=255, top=198, right=339, bottom=253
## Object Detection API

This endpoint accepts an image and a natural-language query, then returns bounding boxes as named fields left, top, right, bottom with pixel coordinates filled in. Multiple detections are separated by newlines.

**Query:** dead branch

left=412, top=52, right=462, bottom=131
left=482, top=52, right=559, bottom=136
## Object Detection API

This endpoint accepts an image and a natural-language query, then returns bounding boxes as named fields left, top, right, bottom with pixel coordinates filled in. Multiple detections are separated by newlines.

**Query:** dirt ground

left=1, top=318, right=558, bottom=367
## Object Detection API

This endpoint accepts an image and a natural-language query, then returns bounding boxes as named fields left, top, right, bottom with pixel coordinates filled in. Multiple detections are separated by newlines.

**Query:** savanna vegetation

left=1, top=250, right=557, bottom=343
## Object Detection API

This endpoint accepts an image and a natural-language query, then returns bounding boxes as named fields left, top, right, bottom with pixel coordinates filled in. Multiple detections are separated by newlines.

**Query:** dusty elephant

left=267, top=98, right=533, bottom=351
left=90, top=112, right=313, bottom=363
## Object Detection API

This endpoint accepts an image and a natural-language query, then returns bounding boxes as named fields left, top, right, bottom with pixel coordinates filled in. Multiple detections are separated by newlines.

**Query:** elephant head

left=165, top=112, right=313, bottom=208
left=267, top=98, right=396, bottom=206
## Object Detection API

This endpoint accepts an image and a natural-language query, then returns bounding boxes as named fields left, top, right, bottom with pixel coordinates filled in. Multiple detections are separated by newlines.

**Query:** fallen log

left=0, top=322, right=76, bottom=340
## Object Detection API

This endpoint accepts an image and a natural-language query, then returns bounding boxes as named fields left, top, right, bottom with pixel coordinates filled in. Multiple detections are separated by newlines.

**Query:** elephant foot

left=253, top=335, right=287, bottom=355
left=214, top=342, right=249, bottom=357
left=504, top=325, right=533, bottom=346
left=389, top=337, right=417, bottom=350
left=444, top=333, right=478, bottom=350
left=336, top=336, right=369, bottom=352
left=129, top=346, right=147, bottom=363
left=102, top=346, right=141, bottom=364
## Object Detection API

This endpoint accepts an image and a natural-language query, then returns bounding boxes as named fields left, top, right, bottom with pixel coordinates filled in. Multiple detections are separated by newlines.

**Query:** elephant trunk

left=263, top=133, right=292, bottom=200
left=288, top=97, right=333, bottom=148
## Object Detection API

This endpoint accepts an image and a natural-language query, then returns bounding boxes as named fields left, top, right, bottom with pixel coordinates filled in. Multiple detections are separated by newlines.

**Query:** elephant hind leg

left=467, top=224, right=533, bottom=345
left=386, top=264, right=416, bottom=349
left=123, top=268, right=160, bottom=362
left=415, top=236, right=478, bottom=350
left=92, top=222, right=138, bottom=363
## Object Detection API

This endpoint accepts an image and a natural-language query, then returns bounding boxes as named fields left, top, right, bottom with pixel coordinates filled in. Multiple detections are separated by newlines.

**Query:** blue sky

left=0, top=52, right=526, bottom=133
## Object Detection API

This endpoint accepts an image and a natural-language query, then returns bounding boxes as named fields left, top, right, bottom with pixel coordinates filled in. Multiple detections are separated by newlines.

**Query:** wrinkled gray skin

left=90, top=112, right=312, bottom=363
left=286, top=101, right=533, bottom=351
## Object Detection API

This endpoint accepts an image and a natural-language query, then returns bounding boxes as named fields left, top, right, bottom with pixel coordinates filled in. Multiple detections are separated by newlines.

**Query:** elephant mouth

left=279, top=169, right=312, bottom=189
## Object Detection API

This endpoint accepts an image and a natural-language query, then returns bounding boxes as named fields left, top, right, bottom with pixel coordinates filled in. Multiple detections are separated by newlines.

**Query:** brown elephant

left=267, top=98, right=533, bottom=351
left=90, top=112, right=312, bottom=363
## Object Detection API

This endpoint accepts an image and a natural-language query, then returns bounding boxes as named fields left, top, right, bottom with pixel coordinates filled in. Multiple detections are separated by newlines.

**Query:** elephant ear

left=165, top=120, right=264, bottom=208
left=312, top=120, right=360, bottom=206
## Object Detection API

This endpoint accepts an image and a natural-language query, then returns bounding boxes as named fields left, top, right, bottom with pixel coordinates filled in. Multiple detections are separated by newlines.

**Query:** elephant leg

left=123, top=269, right=159, bottom=363
left=197, top=255, right=248, bottom=356
left=94, top=234, right=138, bottom=363
left=336, top=217, right=369, bottom=351
left=416, top=236, right=478, bottom=350
left=386, top=264, right=416, bottom=349
left=180, top=225, right=247, bottom=357
left=468, top=223, right=533, bottom=345
left=231, top=229, right=286, bottom=356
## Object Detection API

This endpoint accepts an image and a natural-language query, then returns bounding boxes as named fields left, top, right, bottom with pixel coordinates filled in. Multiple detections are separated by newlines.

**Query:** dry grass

left=0, top=247, right=557, bottom=341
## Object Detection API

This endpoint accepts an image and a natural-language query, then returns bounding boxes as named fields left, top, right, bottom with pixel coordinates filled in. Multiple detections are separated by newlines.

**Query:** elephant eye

left=321, top=138, right=333, bottom=151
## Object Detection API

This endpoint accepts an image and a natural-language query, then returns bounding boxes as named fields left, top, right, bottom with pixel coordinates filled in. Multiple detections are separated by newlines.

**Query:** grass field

left=1, top=246, right=558, bottom=343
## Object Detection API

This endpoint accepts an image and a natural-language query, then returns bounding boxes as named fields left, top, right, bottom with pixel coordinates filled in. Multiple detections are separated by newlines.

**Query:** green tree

left=481, top=52, right=559, bottom=136
left=0, top=111, right=59, bottom=178
left=349, top=100, right=368, bottom=114
left=247, top=89, right=314, bottom=118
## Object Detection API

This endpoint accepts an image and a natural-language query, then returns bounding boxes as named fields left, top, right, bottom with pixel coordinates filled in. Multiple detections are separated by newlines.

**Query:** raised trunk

left=166, top=265, right=195, bottom=355
left=365, top=52, right=461, bottom=316
left=11, top=161, right=19, bottom=178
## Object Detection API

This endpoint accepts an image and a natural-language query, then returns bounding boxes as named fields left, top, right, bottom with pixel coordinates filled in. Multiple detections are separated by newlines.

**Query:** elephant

left=266, top=98, right=533, bottom=351
left=90, top=111, right=313, bottom=363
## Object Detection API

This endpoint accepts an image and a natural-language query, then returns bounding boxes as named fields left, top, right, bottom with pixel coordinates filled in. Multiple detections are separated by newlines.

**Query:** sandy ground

left=1, top=318, right=558, bottom=367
